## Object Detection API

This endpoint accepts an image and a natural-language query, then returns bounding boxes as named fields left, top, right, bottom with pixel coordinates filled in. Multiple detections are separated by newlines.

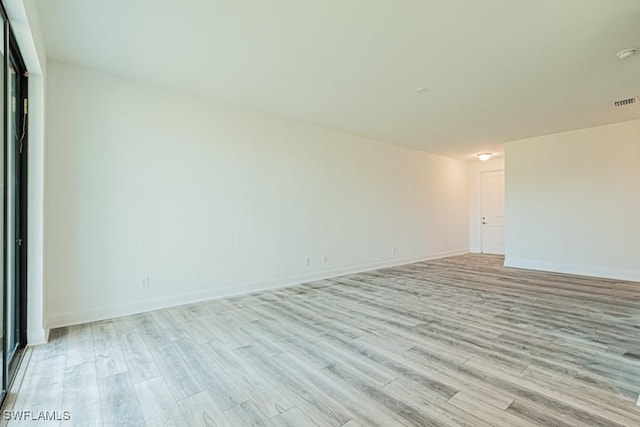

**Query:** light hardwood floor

left=3, top=254, right=640, bottom=426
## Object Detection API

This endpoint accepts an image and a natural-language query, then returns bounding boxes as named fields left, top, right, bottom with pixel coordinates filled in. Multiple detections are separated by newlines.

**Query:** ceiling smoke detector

left=612, top=97, right=638, bottom=107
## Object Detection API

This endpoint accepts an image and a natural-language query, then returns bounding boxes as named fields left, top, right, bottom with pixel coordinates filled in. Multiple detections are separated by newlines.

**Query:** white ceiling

left=34, top=0, right=640, bottom=160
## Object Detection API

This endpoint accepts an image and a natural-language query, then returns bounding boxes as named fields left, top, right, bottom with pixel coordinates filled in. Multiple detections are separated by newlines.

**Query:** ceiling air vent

left=612, top=97, right=638, bottom=107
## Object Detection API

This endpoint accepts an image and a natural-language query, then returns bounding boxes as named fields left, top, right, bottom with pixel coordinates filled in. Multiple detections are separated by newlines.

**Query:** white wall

left=46, top=61, right=470, bottom=327
left=468, top=158, right=504, bottom=253
left=505, top=120, right=640, bottom=281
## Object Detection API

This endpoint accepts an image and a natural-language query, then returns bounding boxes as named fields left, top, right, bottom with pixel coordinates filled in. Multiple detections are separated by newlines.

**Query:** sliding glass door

left=5, top=48, right=27, bottom=384
left=0, top=11, right=4, bottom=401
left=0, top=6, right=28, bottom=403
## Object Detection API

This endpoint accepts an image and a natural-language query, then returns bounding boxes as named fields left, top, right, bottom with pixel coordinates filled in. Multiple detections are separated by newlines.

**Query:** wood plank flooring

left=3, top=254, right=640, bottom=426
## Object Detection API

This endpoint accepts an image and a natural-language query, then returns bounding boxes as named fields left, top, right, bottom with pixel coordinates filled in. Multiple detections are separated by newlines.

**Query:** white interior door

left=481, top=170, right=505, bottom=255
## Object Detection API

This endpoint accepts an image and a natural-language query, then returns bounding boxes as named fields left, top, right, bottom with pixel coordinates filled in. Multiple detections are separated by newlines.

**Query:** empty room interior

left=0, top=0, right=639, bottom=425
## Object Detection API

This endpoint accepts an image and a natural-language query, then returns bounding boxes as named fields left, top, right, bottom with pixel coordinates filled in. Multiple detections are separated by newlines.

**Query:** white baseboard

left=504, top=257, right=640, bottom=282
left=47, top=249, right=468, bottom=329
left=27, top=327, right=48, bottom=346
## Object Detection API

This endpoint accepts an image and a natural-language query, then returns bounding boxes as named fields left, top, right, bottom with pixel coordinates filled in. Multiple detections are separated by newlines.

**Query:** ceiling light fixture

left=617, top=48, right=637, bottom=60
left=477, top=153, right=492, bottom=161
left=415, top=87, right=428, bottom=94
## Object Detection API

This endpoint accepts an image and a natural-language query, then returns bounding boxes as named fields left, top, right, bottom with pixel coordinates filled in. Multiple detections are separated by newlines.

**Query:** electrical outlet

left=305, top=258, right=311, bottom=266
left=323, top=255, right=328, bottom=263
left=139, top=277, right=151, bottom=289
left=392, top=247, right=397, bottom=255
